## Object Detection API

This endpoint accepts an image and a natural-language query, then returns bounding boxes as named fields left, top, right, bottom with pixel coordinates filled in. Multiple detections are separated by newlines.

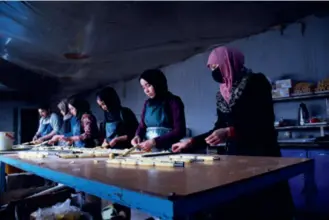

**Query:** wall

left=0, top=101, right=37, bottom=143
left=86, top=15, right=329, bottom=137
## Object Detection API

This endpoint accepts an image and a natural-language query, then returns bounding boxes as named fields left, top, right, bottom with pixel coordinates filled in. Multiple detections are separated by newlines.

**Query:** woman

left=32, top=104, right=61, bottom=144
left=131, top=69, right=186, bottom=152
left=48, top=100, right=73, bottom=146
left=172, top=46, right=294, bottom=219
left=60, top=98, right=99, bottom=148
left=96, top=87, right=139, bottom=149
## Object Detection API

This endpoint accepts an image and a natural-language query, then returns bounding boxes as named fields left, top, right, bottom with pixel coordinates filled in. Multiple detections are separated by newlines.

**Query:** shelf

left=275, top=124, right=329, bottom=130
left=273, top=91, right=329, bottom=102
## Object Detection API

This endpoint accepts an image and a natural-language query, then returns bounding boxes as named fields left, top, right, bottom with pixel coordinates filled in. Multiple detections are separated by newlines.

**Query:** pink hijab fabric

left=207, top=46, right=245, bottom=103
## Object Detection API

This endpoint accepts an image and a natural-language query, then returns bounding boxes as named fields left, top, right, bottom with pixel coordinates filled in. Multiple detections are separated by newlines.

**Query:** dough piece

left=172, top=158, right=194, bottom=163
left=58, top=153, right=77, bottom=159
left=78, top=153, right=95, bottom=158
left=130, top=154, right=143, bottom=158
left=169, top=155, right=196, bottom=160
left=196, top=155, right=220, bottom=161
left=109, top=153, right=115, bottom=159
left=107, top=159, right=122, bottom=165
left=137, top=160, right=154, bottom=167
left=121, top=160, right=137, bottom=166
left=154, top=161, right=176, bottom=167
left=94, top=152, right=110, bottom=157
left=18, top=152, right=48, bottom=159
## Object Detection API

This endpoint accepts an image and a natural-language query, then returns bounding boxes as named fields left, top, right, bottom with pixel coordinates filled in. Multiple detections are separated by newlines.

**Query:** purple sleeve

left=135, top=101, right=147, bottom=139
left=154, top=97, right=186, bottom=149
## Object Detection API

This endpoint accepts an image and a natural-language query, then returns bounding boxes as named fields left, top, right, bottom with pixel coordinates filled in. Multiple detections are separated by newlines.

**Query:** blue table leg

left=0, top=162, right=6, bottom=194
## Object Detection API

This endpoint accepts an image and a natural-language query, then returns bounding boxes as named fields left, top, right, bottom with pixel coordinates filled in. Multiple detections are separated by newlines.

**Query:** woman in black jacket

left=96, top=86, right=138, bottom=149
left=172, top=46, right=294, bottom=220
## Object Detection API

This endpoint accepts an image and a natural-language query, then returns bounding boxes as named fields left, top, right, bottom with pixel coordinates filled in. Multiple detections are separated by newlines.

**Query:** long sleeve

left=123, top=108, right=139, bottom=142
left=135, top=101, right=148, bottom=139
left=77, top=114, right=94, bottom=141
left=154, top=97, right=186, bottom=149
left=50, top=113, right=61, bottom=134
left=35, top=118, right=42, bottom=137
left=191, top=109, right=227, bottom=149
left=229, top=74, right=280, bottom=156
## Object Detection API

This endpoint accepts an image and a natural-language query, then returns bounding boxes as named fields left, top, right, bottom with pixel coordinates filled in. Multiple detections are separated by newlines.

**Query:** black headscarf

left=38, top=104, right=50, bottom=112
left=68, top=97, right=91, bottom=120
left=139, top=69, right=170, bottom=101
left=96, top=87, right=122, bottom=122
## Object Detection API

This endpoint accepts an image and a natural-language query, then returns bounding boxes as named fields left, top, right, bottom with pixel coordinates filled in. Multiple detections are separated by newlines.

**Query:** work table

left=0, top=154, right=316, bottom=219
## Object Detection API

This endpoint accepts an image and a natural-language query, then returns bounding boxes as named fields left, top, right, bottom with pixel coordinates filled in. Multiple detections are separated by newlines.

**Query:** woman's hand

left=172, top=139, right=192, bottom=153
left=60, top=137, right=74, bottom=145
left=205, top=128, right=229, bottom=146
left=32, top=136, right=38, bottom=142
left=109, top=138, right=120, bottom=147
left=33, top=138, right=43, bottom=144
left=139, top=139, right=155, bottom=152
left=131, top=136, right=141, bottom=147
left=48, top=135, right=63, bottom=145
left=102, top=140, right=109, bottom=148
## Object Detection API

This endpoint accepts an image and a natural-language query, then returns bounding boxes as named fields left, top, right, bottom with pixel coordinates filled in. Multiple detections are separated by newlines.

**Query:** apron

left=105, top=111, right=124, bottom=143
left=39, top=120, right=53, bottom=137
left=144, top=101, right=172, bottom=152
left=70, top=116, right=85, bottom=148
left=58, top=118, right=72, bottom=146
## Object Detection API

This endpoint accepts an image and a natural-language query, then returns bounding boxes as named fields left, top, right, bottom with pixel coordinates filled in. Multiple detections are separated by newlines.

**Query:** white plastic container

left=0, top=132, right=14, bottom=151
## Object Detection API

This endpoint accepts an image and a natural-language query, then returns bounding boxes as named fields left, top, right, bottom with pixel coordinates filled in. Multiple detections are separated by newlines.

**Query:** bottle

left=298, top=103, right=309, bottom=126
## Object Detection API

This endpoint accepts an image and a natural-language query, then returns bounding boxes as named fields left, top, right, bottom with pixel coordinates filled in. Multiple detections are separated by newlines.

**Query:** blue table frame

left=0, top=155, right=317, bottom=219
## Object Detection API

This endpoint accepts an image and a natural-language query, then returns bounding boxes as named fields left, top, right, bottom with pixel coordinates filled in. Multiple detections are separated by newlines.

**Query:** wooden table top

left=1, top=154, right=310, bottom=198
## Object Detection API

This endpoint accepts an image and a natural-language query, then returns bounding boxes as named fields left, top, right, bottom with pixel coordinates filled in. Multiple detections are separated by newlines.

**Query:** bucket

left=0, top=131, right=15, bottom=151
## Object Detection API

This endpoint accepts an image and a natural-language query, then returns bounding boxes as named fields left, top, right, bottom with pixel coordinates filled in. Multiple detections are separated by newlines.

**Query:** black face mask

left=211, top=68, right=224, bottom=83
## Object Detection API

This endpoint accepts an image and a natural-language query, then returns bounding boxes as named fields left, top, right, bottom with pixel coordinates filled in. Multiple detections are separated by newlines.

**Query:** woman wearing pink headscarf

left=172, top=46, right=279, bottom=156
left=172, top=46, right=294, bottom=219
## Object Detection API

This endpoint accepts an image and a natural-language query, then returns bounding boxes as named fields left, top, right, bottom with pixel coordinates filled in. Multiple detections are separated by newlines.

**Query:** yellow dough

left=121, top=160, right=137, bottom=166
left=58, top=153, right=77, bottom=159
left=18, top=152, right=48, bottom=159
left=169, top=155, right=196, bottom=160
left=106, top=159, right=122, bottom=165
left=94, top=152, right=110, bottom=157
left=137, top=160, right=154, bottom=166
left=154, top=161, right=176, bottom=167
left=196, top=155, right=220, bottom=161
left=78, top=153, right=95, bottom=158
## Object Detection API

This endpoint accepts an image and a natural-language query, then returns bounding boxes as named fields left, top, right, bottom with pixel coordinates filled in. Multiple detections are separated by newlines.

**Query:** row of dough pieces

left=106, top=155, right=220, bottom=167
left=30, top=146, right=130, bottom=154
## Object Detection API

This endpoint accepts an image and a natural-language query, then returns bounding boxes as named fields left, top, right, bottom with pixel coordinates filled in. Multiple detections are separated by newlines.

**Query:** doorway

left=20, top=108, right=39, bottom=143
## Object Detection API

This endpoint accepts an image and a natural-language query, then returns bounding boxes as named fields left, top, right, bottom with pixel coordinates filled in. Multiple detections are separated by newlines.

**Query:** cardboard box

left=275, top=79, right=294, bottom=89
left=272, top=88, right=291, bottom=98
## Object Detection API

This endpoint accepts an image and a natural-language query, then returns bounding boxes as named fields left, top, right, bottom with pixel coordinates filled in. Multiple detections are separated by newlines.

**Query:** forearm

left=34, top=132, right=41, bottom=138
left=116, top=135, right=128, bottom=142
left=154, top=128, right=185, bottom=149
left=135, top=124, right=146, bottom=139
left=190, top=130, right=213, bottom=149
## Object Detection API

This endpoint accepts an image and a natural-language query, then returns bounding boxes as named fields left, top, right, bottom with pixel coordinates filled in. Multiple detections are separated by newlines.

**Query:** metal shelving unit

left=273, top=91, right=329, bottom=102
